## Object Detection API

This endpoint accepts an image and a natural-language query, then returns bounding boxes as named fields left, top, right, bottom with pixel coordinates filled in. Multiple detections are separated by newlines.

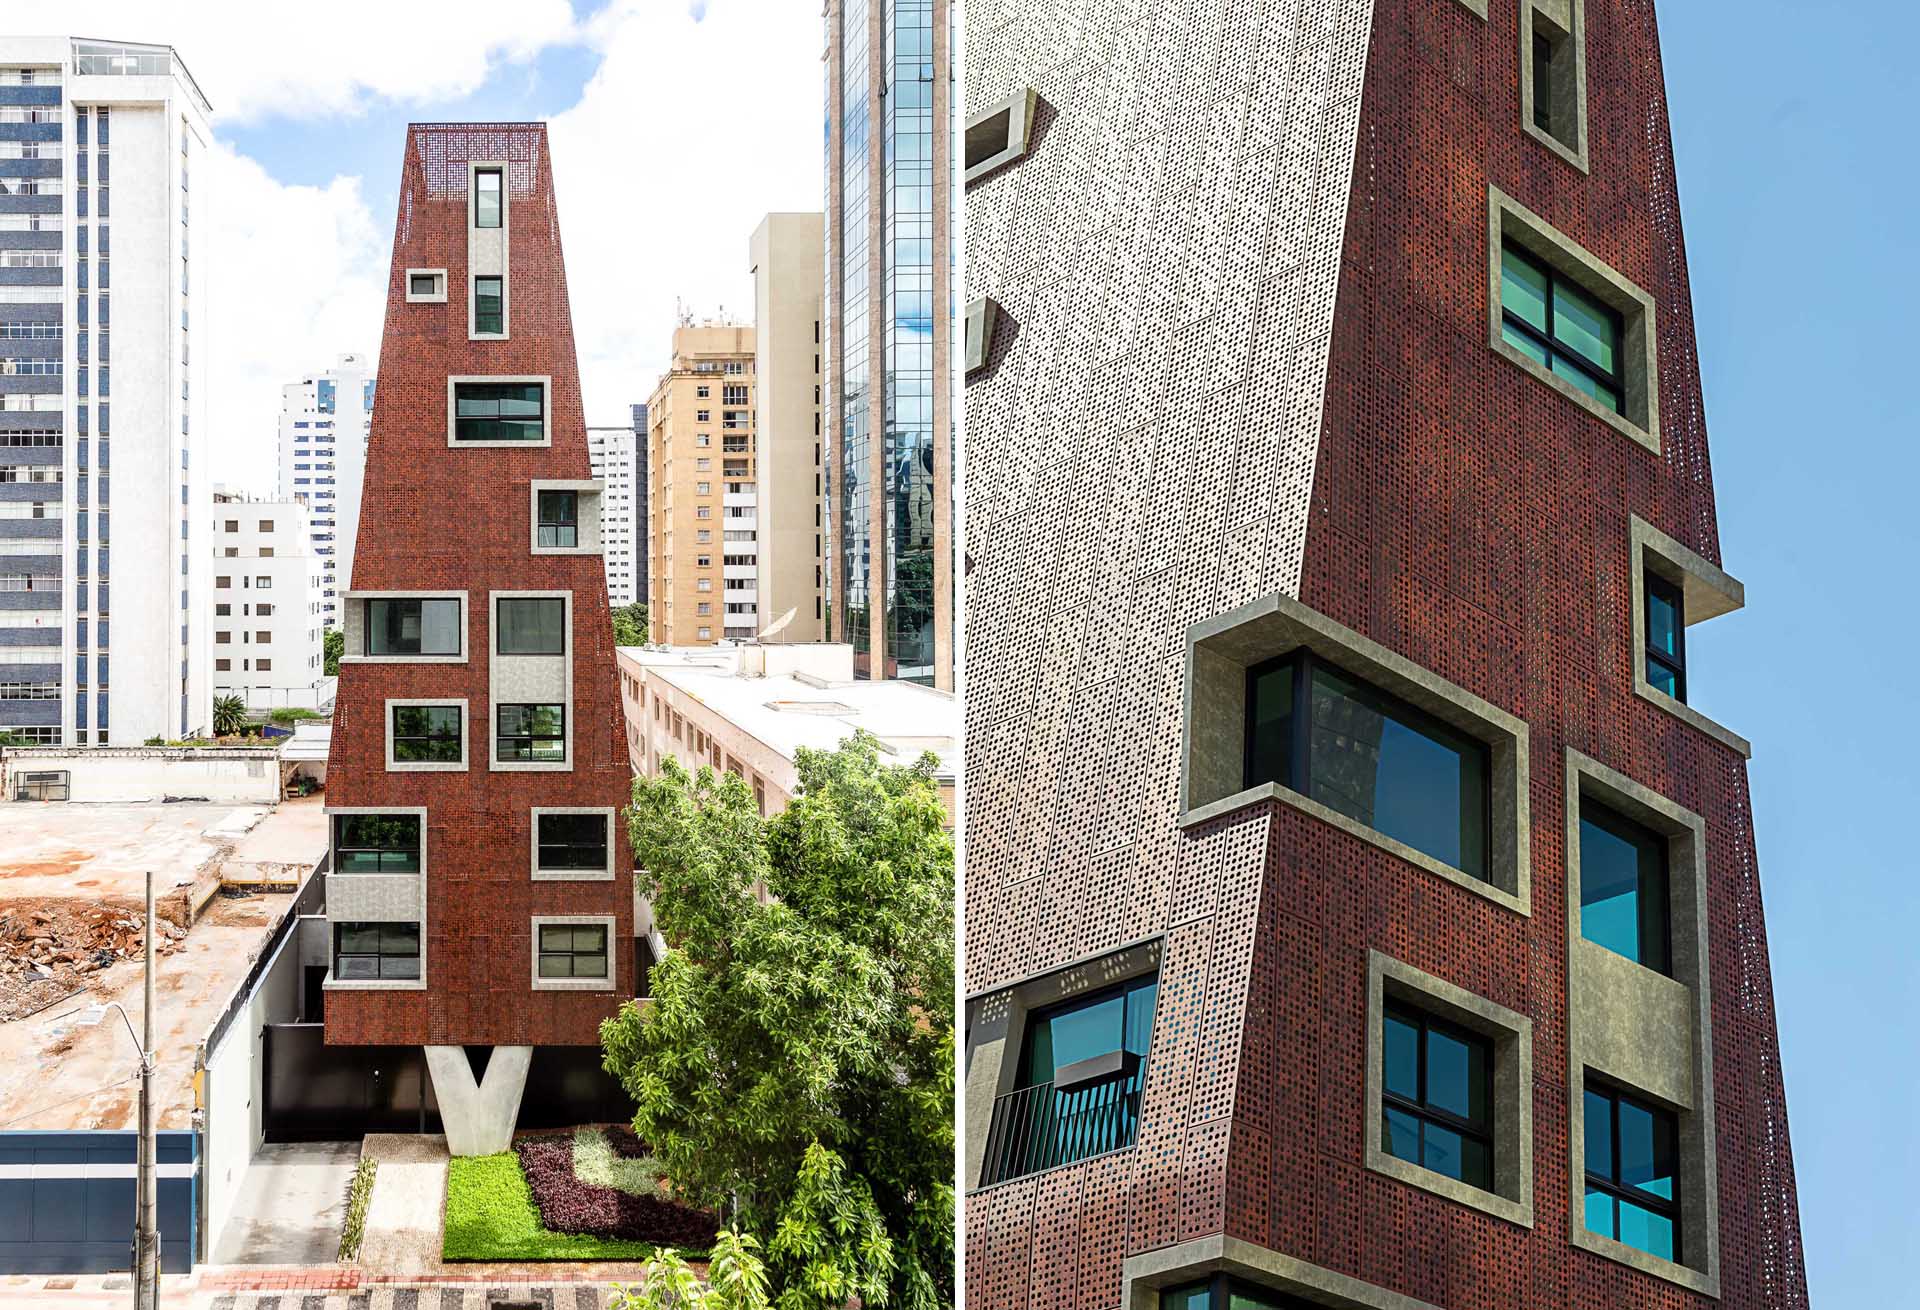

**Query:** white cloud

left=6, top=0, right=581, bottom=122
left=551, top=0, right=823, bottom=421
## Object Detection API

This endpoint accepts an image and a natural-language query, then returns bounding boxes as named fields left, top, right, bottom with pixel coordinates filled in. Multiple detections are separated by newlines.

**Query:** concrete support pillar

left=424, top=1045, right=533, bottom=1156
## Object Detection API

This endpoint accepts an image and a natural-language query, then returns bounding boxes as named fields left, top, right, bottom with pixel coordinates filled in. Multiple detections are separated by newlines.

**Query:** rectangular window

left=497, top=703, right=565, bottom=762
left=1584, top=1082, right=1680, bottom=1262
left=496, top=597, right=565, bottom=654
left=538, top=922, right=608, bottom=979
left=409, top=273, right=437, bottom=296
left=1579, top=800, right=1670, bottom=974
left=1523, top=0, right=1584, bottom=161
left=537, top=812, right=609, bottom=872
left=453, top=381, right=544, bottom=443
left=1382, top=1004, right=1493, bottom=1190
left=365, top=597, right=461, bottom=656
left=474, top=275, right=503, bottom=335
left=537, top=490, right=578, bottom=548
left=1500, top=242, right=1623, bottom=414
left=980, top=973, right=1157, bottom=1185
left=1644, top=573, right=1685, bottom=701
left=332, top=813, right=422, bottom=874
left=1159, top=1278, right=1312, bottom=1310
left=391, top=704, right=462, bottom=763
left=1245, top=653, right=1490, bottom=881
left=333, top=922, right=420, bottom=981
left=474, top=167, right=502, bottom=228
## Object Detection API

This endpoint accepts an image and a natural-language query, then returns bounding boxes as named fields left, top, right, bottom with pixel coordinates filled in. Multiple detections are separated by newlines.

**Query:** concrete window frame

left=403, top=267, right=447, bottom=303
left=323, top=804, right=428, bottom=993
left=1629, top=515, right=1750, bottom=757
left=447, top=374, right=551, bottom=449
left=383, top=697, right=468, bottom=773
left=530, top=805, right=617, bottom=882
left=1520, top=0, right=1590, bottom=172
left=961, top=937, right=1162, bottom=1192
left=468, top=160, right=510, bottom=341
left=528, top=478, right=604, bottom=557
left=488, top=588, right=574, bottom=774
left=530, top=914, right=618, bottom=992
left=963, top=297, right=998, bottom=373
left=1488, top=186, right=1660, bottom=454
left=1453, top=0, right=1487, bottom=17
left=964, top=87, right=1037, bottom=186
left=1564, top=748, right=1720, bottom=1297
left=340, top=590, right=468, bottom=666
left=1121, top=1234, right=1444, bottom=1310
left=1181, top=592, right=1531, bottom=916
left=1364, top=951, right=1533, bottom=1227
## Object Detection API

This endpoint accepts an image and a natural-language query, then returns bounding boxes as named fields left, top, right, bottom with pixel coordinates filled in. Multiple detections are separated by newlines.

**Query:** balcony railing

left=978, top=1053, right=1142, bottom=1186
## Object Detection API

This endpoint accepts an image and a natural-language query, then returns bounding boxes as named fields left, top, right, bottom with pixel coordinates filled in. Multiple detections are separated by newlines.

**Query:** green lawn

left=442, top=1152, right=659, bottom=1262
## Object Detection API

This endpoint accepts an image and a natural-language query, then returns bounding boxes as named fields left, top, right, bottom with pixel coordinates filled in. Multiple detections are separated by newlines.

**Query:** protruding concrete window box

left=1563, top=749, right=1720, bottom=1297
left=963, top=297, right=998, bottom=374
left=529, top=479, right=604, bottom=556
left=1123, top=1235, right=1446, bottom=1310
left=448, top=376, right=551, bottom=448
left=1364, top=951, right=1534, bottom=1227
left=1182, top=591, right=1531, bottom=916
left=324, top=805, right=428, bottom=992
left=404, top=268, right=447, bottom=303
left=530, top=914, right=617, bottom=991
left=341, top=591, right=468, bottom=665
left=964, top=88, right=1037, bottom=185
left=1629, top=515, right=1750, bottom=757
left=1521, top=0, right=1590, bottom=171
left=489, top=590, right=574, bottom=773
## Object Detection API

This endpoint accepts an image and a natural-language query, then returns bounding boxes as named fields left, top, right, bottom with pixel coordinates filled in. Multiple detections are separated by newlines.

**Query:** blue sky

left=1664, top=3, right=1917, bottom=1299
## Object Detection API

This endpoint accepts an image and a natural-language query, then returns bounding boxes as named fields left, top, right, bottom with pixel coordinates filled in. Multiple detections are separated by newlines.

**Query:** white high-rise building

left=277, top=352, right=373, bottom=629
left=209, top=488, right=326, bottom=710
left=0, top=38, right=212, bottom=745
left=587, top=408, right=642, bottom=606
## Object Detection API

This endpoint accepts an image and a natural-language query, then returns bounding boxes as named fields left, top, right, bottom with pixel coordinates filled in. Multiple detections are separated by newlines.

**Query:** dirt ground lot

left=0, top=799, right=325, bottom=1130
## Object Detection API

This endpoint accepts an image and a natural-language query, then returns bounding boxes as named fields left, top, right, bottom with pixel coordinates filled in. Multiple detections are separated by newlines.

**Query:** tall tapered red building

left=322, top=124, right=635, bottom=1151
left=963, top=4, right=1807, bottom=1310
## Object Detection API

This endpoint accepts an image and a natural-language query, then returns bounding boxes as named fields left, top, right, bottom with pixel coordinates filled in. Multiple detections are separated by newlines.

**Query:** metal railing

left=978, top=1069, right=1142, bottom=1186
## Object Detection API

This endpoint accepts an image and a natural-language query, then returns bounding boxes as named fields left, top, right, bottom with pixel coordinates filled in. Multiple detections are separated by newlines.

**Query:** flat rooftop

left=619, top=644, right=958, bottom=780
left=0, top=798, right=325, bottom=1130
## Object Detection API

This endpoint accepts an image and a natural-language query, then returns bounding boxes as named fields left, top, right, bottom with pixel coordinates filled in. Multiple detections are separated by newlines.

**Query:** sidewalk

left=0, top=1270, right=620, bottom=1309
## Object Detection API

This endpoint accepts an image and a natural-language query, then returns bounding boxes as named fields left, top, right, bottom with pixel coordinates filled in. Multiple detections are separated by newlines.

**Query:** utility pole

left=134, top=868, right=159, bottom=1309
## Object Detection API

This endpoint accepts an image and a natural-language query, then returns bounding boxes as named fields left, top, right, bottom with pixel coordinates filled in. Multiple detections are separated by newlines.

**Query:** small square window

left=391, top=703, right=463, bottom=764
left=1382, top=1004, right=1493, bottom=1190
left=964, top=89, right=1038, bottom=185
left=1583, top=1081, right=1679, bottom=1263
left=332, top=813, right=422, bottom=874
left=365, top=597, right=462, bottom=657
left=334, top=922, right=420, bottom=982
left=537, top=490, right=578, bottom=548
left=536, top=811, right=609, bottom=874
left=496, top=597, right=565, bottom=655
left=536, top=921, right=610, bottom=982
left=405, top=269, right=447, bottom=303
left=497, top=703, right=565, bottom=762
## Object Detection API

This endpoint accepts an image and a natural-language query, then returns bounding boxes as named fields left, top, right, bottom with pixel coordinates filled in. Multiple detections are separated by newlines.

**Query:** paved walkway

left=357, top=1134, right=451, bottom=1276
left=200, top=1281, right=618, bottom=1308
left=214, top=1140, right=363, bottom=1264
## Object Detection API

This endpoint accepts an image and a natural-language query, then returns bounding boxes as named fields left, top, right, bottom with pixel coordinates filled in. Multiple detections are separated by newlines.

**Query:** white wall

left=278, top=355, right=372, bottom=629
left=210, top=500, right=326, bottom=706
left=4, top=747, right=282, bottom=803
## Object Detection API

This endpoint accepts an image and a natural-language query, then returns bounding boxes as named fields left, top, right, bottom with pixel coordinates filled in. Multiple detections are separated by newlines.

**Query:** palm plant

left=212, top=694, right=248, bottom=738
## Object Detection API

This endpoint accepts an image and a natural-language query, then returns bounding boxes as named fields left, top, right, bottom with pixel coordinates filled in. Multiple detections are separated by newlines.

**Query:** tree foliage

left=323, top=628, right=345, bottom=677
left=602, top=731, right=953, bottom=1310
left=212, top=694, right=249, bottom=737
left=610, top=1230, right=771, bottom=1310
left=613, top=602, right=649, bottom=647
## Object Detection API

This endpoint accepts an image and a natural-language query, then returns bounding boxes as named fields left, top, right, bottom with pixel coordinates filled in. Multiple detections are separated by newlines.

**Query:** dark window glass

left=496, top=597, right=565, bottom=654
left=537, top=812, right=608, bottom=871
left=1645, top=573, right=1685, bottom=701
left=980, top=974, right=1156, bottom=1185
left=365, top=597, right=461, bottom=656
left=1244, top=653, right=1490, bottom=881
left=332, top=813, right=421, bottom=874
left=391, top=704, right=462, bottom=763
left=1584, top=1082, right=1680, bottom=1262
left=453, top=381, right=544, bottom=443
left=497, top=703, right=565, bottom=762
left=1382, top=1005, right=1493, bottom=1190
left=474, top=275, right=503, bottom=334
left=409, top=272, right=438, bottom=297
left=537, top=490, right=579, bottom=548
left=1532, top=32, right=1554, bottom=131
left=538, top=923, right=608, bottom=979
left=474, top=167, right=502, bottom=228
left=1579, top=801, right=1670, bottom=974
left=1160, top=1278, right=1313, bottom=1310
left=333, top=921, right=420, bottom=981
left=1500, top=243, right=1624, bottom=414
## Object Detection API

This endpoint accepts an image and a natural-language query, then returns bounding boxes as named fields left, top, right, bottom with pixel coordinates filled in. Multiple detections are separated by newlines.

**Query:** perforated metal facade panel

left=963, top=2, right=1806, bottom=1307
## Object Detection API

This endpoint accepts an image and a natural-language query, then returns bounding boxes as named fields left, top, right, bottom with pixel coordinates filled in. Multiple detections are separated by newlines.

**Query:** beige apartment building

left=646, top=325, right=757, bottom=646
left=749, top=213, right=827, bottom=643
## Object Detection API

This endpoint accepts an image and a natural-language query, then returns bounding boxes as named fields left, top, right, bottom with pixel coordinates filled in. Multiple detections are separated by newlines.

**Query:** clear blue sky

left=1663, top=3, right=1917, bottom=1299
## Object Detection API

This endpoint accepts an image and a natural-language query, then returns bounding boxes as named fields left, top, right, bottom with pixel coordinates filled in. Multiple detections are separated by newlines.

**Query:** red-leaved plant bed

left=513, top=1132, right=720, bottom=1250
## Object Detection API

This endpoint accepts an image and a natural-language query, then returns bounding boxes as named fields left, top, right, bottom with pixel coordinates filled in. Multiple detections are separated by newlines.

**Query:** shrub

left=442, top=1152, right=657, bottom=1262
left=337, top=1155, right=377, bottom=1262
left=515, top=1134, right=717, bottom=1249
left=573, top=1126, right=664, bottom=1198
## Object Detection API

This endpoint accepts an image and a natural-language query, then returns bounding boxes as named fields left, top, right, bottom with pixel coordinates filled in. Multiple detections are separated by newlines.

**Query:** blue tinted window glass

left=1583, top=1186, right=1615, bottom=1240
left=1123, top=979, right=1156, bottom=1056
left=1645, top=658, right=1679, bottom=697
left=1421, top=1120, right=1465, bottom=1181
left=1424, top=1024, right=1487, bottom=1126
left=1580, top=815, right=1641, bottom=960
left=1617, top=1098, right=1675, bottom=1201
left=1647, top=586, right=1680, bottom=658
left=1160, top=1285, right=1213, bottom=1310
left=1584, top=1089, right=1612, bottom=1178
left=1618, top=1199, right=1675, bottom=1261
left=1246, top=658, right=1294, bottom=789
left=1383, top=1012, right=1418, bottom=1101
left=1500, top=247, right=1549, bottom=332
left=1383, top=1107, right=1420, bottom=1166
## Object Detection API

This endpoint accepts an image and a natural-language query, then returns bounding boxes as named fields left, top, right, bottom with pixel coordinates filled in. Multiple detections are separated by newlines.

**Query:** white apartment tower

left=0, top=38, right=212, bottom=745
left=587, top=408, right=641, bottom=606
left=749, top=212, right=826, bottom=642
left=277, top=351, right=374, bottom=628
left=210, top=489, right=326, bottom=710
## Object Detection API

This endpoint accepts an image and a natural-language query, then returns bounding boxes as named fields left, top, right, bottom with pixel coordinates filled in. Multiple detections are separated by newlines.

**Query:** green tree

left=602, top=732, right=953, bottom=1310
left=612, top=601, right=649, bottom=647
left=323, top=628, right=345, bottom=677
left=610, top=1230, right=771, bottom=1310
left=212, top=694, right=248, bottom=737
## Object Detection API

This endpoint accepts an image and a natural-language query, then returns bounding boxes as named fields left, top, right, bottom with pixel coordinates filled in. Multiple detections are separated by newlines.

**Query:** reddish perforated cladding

left=963, top=1, right=1806, bottom=1307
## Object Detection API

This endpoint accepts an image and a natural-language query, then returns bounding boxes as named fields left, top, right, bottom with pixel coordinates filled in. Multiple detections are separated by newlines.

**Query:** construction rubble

left=0, top=893, right=192, bottom=1022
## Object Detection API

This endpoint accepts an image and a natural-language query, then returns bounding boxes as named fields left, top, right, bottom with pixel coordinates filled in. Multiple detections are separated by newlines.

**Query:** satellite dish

left=758, top=607, right=798, bottom=641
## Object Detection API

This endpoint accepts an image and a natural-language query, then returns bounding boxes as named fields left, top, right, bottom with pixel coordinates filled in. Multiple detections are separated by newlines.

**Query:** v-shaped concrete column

left=424, top=1045, right=533, bottom=1156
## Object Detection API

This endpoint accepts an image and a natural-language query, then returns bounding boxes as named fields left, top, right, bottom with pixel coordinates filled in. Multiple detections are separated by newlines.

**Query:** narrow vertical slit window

left=1584, top=1081, right=1681, bottom=1262
left=1578, top=800, right=1671, bottom=974
left=474, top=275, right=503, bottom=335
left=474, top=167, right=502, bottom=228
left=1644, top=573, right=1686, bottom=700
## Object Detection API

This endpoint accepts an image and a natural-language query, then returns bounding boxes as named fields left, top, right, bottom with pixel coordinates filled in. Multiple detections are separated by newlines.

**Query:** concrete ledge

left=1122, top=1234, right=1442, bottom=1310
left=1629, top=515, right=1752, bottom=758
